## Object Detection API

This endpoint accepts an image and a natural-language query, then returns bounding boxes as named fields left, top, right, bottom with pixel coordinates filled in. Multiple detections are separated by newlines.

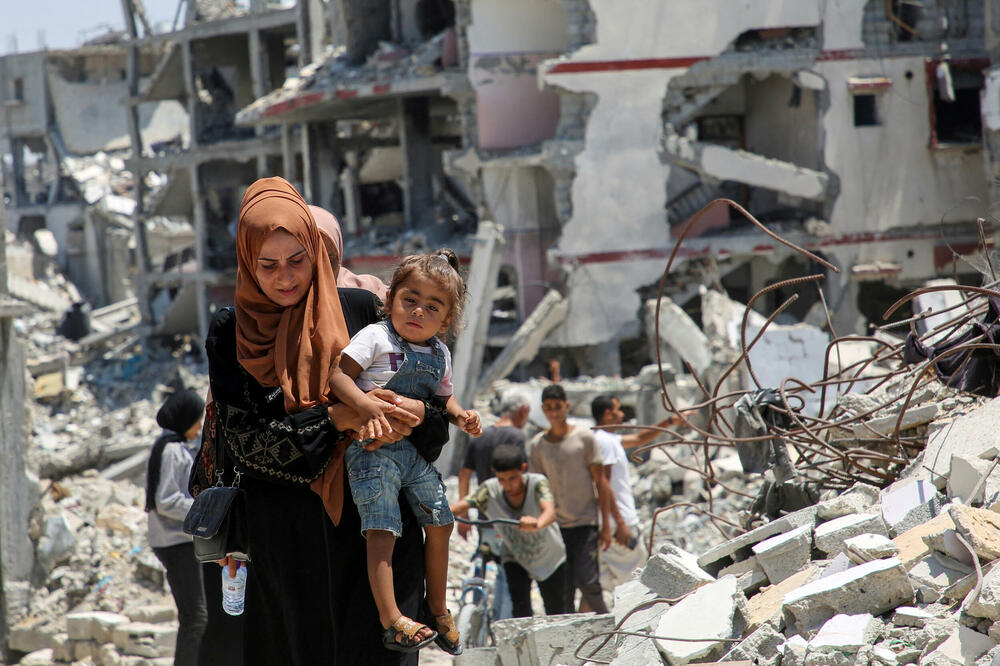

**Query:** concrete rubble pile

left=458, top=394, right=1000, bottom=665
left=454, top=283, right=1000, bottom=665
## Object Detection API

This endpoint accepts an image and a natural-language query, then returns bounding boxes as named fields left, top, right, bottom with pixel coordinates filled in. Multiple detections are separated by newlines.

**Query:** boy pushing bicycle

left=450, top=445, right=569, bottom=617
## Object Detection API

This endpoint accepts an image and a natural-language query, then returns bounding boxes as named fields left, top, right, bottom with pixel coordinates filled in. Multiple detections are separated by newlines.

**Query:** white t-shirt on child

left=342, top=322, right=454, bottom=397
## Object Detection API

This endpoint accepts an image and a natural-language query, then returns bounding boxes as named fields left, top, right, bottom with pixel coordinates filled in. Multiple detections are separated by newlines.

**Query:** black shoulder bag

left=183, top=405, right=250, bottom=563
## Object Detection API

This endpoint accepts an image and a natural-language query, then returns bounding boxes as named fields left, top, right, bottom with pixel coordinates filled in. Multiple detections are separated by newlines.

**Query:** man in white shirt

left=590, top=395, right=680, bottom=592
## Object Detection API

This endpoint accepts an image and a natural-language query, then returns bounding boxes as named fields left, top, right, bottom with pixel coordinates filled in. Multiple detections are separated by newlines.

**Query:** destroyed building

left=12, top=0, right=1000, bottom=664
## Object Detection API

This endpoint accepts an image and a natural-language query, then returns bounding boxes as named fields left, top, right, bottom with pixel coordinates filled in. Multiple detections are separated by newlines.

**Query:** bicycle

left=453, top=516, right=520, bottom=649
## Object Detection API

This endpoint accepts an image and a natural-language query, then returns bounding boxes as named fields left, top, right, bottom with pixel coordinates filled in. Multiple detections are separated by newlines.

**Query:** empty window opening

left=11, top=77, right=24, bottom=101
left=931, top=64, right=984, bottom=145
left=853, top=94, right=878, bottom=126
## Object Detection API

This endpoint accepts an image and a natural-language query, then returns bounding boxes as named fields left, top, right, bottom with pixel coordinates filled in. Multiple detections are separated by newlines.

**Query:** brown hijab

left=308, top=205, right=389, bottom=303
left=235, top=177, right=348, bottom=412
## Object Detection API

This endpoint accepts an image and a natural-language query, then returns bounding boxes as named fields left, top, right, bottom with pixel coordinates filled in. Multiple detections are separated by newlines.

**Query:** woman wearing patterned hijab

left=194, top=177, right=447, bottom=665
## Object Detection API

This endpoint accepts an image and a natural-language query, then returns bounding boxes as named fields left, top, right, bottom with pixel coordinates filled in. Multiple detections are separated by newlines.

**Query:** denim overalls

left=344, top=321, right=454, bottom=537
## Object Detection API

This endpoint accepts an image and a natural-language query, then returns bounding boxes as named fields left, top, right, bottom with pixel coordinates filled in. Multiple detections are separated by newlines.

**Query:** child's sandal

left=382, top=616, right=437, bottom=653
left=433, top=610, right=463, bottom=656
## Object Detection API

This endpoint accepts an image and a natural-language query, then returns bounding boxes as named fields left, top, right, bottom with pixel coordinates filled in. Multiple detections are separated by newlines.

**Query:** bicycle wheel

left=457, top=602, right=484, bottom=648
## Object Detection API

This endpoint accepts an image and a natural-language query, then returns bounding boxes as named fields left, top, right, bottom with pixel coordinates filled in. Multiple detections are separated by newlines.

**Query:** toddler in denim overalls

left=330, top=250, right=481, bottom=655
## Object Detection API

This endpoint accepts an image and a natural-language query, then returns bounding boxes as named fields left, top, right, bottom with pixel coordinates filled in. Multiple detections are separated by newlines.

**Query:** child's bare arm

left=330, top=356, right=393, bottom=439
left=445, top=395, right=481, bottom=437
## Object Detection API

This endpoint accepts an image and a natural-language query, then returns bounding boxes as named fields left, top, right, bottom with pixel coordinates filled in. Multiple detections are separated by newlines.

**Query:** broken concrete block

left=919, top=625, right=993, bottom=665
left=747, top=565, right=819, bottom=630
left=751, top=524, right=813, bottom=585
left=950, top=503, right=1000, bottom=561
left=640, top=543, right=714, bottom=599
left=781, top=634, right=809, bottom=666
left=8, top=623, right=58, bottom=654
left=809, top=613, right=882, bottom=655
left=609, top=578, right=670, bottom=664
left=72, top=640, right=100, bottom=661
left=893, top=512, right=957, bottom=567
left=818, top=552, right=854, bottom=579
left=844, top=533, right=899, bottom=563
left=720, top=622, right=784, bottom=664
left=922, top=528, right=976, bottom=565
left=907, top=554, right=969, bottom=602
left=492, top=613, right=615, bottom=666
left=881, top=479, right=946, bottom=537
left=871, top=643, right=901, bottom=664
left=126, top=604, right=176, bottom=624
left=965, top=564, right=1000, bottom=620
left=644, top=297, right=711, bottom=375
left=948, top=454, right=1000, bottom=505
left=816, top=482, right=880, bottom=521
left=924, top=396, right=1000, bottom=480
left=66, top=610, right=130, bottom=643
left=697, top=505, right=817, bottom=574
left=654, top=575, right=748, bottom=665
left=111, top=621, right=176, bottom=658
left=609, top=636, right=665, bottom=666
left=454, top=647, right=499, bottom=665
left=852, top=403, right=939, bottom=440
left=782, top=558, right=913, bottom=632
left=50, top=634, right=71, bottom=663
left=814, top=513, right=888, bottom=555
left=892, top=606, right=935, bottom=628
left=719, top=555, right=768, bottom=595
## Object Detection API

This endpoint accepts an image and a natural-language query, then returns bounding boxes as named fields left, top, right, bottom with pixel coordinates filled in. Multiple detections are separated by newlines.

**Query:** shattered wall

left=467, top=0, right=568, bottom=149
left=0, top=52, right=48, bottom=137
left=48, top=73, right=188, bottom=155
left=819, top=57, right=988, bottom=238
left=541, top=2, right=823, bottom=348
left=538, top=0, right=992, bottom=354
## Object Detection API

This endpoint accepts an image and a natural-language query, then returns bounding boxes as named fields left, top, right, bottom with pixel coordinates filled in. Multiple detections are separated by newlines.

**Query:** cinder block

left=844, top=533, right=898, bottom=563
left=920, top=625, right=993, bottom=665
left=808, top=613, right=881, bottom=654
left=639, top=543, right=714, bottom=599
left=8, top=624, right=57, bottom=654
left=655, top=576, right=748, bottom=664
left=493, top=613, right=615, bottom=665
left=782, top=558, right=913, bottom=632
left=816, top=482, right=880, bottom=521
left=66, top=611, right=129, bottom=643
left=752, top=524, right=813, bottom=584
left=814, top=513, right=888, bottom=555
left=111, top=622, right=176, bottom=659
left=126, top=604, right=176, bottom=624
left=881, top=479, right=944, bottom=537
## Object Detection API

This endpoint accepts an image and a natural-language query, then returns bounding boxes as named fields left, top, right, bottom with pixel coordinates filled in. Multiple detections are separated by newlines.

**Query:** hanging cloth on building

left=903, top=295, right=1000, bottom=397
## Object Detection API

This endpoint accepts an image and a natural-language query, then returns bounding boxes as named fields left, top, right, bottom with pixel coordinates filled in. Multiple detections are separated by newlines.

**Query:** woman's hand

left=328, top=390, right=422, bottom=450
left=217, top=555, right=241, bottom=578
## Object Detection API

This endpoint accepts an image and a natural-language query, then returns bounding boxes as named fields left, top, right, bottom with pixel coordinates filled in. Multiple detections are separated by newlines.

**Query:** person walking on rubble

left=456, top=388, right=532, bottom=620
left=451, top=444, right=568, bottom=618
left=188, top=177, right=451, bottom=665
left=528, top=384, right=613, bottom=613
left=146, top=388, right=207, bottom=666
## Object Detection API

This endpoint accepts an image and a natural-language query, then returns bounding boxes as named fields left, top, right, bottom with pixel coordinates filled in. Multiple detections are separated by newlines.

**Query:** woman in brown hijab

left=193, top=177, right=448, bottom=665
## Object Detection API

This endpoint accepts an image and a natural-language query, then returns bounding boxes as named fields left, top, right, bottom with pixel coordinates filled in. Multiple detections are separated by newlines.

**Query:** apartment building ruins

left=2, top=0, right=999, bottom=375
left=231, top=0, right=998, bottom=379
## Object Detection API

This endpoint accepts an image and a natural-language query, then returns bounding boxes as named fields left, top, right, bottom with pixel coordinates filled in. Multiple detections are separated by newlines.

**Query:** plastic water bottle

left=221, top=564, right=247, bottom=616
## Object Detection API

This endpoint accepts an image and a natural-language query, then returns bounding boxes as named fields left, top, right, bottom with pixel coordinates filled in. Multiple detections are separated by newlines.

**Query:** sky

left=1, top=0, right=181, bottom=55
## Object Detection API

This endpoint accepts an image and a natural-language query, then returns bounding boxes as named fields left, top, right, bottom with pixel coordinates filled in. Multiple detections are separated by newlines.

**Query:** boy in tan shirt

left=528, top=384, right=613, bottom=613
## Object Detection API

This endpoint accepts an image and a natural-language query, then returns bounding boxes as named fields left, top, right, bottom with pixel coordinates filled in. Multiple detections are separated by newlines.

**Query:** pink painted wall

left=470, top=52, right=562, bottom=149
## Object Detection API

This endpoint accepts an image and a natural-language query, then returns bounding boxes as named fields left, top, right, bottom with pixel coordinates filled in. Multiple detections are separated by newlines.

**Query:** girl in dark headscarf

left=146, top=388, right=206, bottom=666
